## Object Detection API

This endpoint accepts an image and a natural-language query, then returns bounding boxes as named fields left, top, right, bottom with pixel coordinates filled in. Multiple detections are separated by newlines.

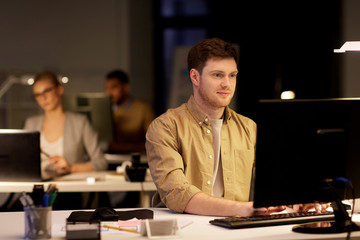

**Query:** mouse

left=93, top=207, right=118, bottom=221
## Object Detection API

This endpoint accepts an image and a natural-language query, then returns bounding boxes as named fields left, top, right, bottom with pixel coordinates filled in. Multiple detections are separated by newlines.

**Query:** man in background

left=105, top=70, right=155, bottom=154
left=105, top=69, right=155, bottom=208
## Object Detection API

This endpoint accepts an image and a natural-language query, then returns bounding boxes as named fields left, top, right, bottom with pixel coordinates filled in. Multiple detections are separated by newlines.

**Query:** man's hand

left=292, top=203, right=330, bottom=213
left=253, top=205, right=286, bottom=215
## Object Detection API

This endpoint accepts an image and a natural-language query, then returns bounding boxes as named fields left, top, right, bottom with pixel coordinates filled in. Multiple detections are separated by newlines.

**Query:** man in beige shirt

left=105, top=70, right=155, bottom=153
left=146, top=38, right=284, bottom=217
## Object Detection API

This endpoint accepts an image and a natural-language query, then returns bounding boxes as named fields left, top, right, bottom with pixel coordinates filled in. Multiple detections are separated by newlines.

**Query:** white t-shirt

left=210, top=119, right=224, bottom=197
left=40, top=133, right=64, bottom=179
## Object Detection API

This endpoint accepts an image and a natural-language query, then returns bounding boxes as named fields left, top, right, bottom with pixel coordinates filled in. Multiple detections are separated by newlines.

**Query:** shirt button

left=209, top=155, right=213, bottom=159
left=207, top=180, right=211, bottom=185
left=206, top=129, right=211, bottom=134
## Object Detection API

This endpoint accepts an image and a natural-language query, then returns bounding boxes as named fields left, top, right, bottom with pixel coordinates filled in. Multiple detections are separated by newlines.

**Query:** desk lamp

left=0, top=75, right=34, bottom=99
left=0, top=74, right=69, bottom=99
left=334, top=41, right=360, bottom=53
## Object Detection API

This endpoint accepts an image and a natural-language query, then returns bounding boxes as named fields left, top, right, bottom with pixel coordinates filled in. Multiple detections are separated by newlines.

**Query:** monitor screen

left=0, top=129, right=42, bottom=181
left=253, top=98, right=360, bottom=208
left=63, top=92, right=115, bottom=150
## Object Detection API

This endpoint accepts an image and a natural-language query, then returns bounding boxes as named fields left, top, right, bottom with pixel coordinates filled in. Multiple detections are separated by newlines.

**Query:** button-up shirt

left=145, top=95, right=256, bottom=213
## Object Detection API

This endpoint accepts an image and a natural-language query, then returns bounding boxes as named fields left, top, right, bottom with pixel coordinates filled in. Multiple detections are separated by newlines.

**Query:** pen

left=103, top=224, right=139, bottom=234
left=45, top=184, right=57, bottom=194
left=20, top=192, right=35, bottom=208
left=42, top=194, right=50, bottom=207
left=41, top=151, right=51, bottom=158
left=20, top=192, right=39, bottom=219
left=49, top=189, right=58, bottom=206
left=42, top=184, right=58, bottom=207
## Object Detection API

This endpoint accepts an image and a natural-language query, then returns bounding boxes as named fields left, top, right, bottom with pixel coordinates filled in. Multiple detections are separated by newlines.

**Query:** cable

left=324, top=177, right=356, bottom=239
left=345, top=180, right=355, bottom=240
left=331, top=177, right=355, bottom=240
left=334, top=177, right=355, bottom=240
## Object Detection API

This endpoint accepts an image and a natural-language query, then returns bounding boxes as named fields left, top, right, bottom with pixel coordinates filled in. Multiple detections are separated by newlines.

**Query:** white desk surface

left=1, top=208, right=360, bottom=240
left=0, top=171, right=156, bottom=208
left=0, top=171, right=156, bottom=193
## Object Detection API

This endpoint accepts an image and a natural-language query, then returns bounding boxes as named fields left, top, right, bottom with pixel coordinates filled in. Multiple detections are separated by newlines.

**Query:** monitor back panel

left=62, top=92, right=115, bottom=144
left=253, top=99, right=360, bottom=208
left=0, top=130, right=42, bottom=182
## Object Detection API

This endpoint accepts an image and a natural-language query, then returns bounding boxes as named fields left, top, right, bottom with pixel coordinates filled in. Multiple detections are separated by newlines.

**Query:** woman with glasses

left=24, top=71, right=108, bottom=179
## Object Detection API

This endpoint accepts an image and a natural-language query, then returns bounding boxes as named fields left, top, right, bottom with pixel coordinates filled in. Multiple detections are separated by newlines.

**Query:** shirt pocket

left=234, top=149, right=255, bottom=185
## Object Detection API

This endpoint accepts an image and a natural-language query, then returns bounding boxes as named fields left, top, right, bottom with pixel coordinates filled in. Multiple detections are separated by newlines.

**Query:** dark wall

left=153, top=1, right=342, bottom=117
left=208, top=1, right=342, bottom=118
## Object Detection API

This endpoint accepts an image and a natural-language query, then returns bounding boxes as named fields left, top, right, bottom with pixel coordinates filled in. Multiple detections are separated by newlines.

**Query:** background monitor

left=63, top=92, right=115, bottom=151
left=0, top=129, right=41, bottom=181
left=253, top=98, right=360, bottom=208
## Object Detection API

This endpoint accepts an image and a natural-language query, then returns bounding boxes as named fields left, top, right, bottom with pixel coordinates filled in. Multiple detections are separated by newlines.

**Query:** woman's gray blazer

left=24, top=111, right=108, bottom=171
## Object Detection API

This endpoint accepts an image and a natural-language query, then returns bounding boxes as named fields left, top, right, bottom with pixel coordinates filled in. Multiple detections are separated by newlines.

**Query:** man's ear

left=123, top=83, right=130, bottom=94
left=190, top=68, right=200, bottom=86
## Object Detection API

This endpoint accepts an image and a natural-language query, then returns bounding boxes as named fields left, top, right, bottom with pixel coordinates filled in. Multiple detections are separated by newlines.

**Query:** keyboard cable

left=344, top=179, right=355, bottom=240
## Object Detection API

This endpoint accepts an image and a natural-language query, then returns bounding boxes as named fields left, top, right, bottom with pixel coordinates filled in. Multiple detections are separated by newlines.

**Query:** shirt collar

left=186, top=95, right=232, bottom=126
left=112, top=96, right=134, bottom=111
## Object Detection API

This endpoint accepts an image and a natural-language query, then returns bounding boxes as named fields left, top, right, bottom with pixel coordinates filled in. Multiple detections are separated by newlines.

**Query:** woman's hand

left=49, top=155, right=71, bottom=173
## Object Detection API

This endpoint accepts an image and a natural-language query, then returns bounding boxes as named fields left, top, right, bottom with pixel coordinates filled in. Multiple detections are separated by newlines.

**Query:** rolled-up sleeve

left=146, top=116, right=201, bottom=213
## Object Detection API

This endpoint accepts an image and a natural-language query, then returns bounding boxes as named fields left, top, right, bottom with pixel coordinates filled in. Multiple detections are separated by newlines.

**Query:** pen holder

left=24, top=206, right=52, bottom=239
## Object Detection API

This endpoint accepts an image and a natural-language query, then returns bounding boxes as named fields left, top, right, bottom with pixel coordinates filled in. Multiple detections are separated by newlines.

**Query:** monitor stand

left=292, top=197, right=360, bottom=234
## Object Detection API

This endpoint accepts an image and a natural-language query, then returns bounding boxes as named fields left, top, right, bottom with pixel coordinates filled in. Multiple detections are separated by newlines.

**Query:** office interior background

left=0, top=0, right=359, bottom=128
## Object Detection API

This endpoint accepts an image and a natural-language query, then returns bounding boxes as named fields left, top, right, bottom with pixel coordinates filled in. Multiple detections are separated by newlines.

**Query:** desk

left=105, top=153, right=147, bottom=165
left=0, top=171, right=156, bottom=208
left=1, top=208, right=360, bottom=239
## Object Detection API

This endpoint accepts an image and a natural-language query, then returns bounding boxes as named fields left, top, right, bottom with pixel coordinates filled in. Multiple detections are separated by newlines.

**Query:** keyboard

left=209, top=211, right=334, bottom=229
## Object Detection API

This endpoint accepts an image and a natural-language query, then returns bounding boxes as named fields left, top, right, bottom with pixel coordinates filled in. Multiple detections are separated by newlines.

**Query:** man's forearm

left=184, top=192, right=254, bottom=217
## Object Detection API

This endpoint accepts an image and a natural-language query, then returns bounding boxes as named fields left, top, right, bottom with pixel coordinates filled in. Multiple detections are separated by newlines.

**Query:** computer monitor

left=63, top=92, right=115, bottom=150
left=252, top=98, right=360, bottom=233
left=0, top=129, right=42, bottom=181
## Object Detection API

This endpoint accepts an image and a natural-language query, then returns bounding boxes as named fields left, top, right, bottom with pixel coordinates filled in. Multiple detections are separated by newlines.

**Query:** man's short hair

left=187, top=38, right=238, bottom=73
left=106, top=70, right=129, bottom=84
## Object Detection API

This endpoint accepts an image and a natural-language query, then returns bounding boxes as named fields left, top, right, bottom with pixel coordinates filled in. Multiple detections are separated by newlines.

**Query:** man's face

left=105, top=78, right=126, bottom=104
left=193, top=58, right=238, bottom=110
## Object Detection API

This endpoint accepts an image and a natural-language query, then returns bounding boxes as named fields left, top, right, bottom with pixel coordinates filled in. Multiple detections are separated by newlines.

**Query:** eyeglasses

left=33, top=86, right=56, bottom=99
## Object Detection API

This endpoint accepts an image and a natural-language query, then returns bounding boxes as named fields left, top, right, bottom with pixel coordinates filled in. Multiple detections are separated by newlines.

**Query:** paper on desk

left=52, top=219, right=193, bottom=237
left=178, top=219, right=193, bottom=229
left=117, top=218, right=194, bottom=232
left=52, top=224, right=66, bottom=237
left=101, top=218, right=141, bottom=233
left=118, top=217, right=142, bottom=227
left=105, top=172, right=126, bottom=181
